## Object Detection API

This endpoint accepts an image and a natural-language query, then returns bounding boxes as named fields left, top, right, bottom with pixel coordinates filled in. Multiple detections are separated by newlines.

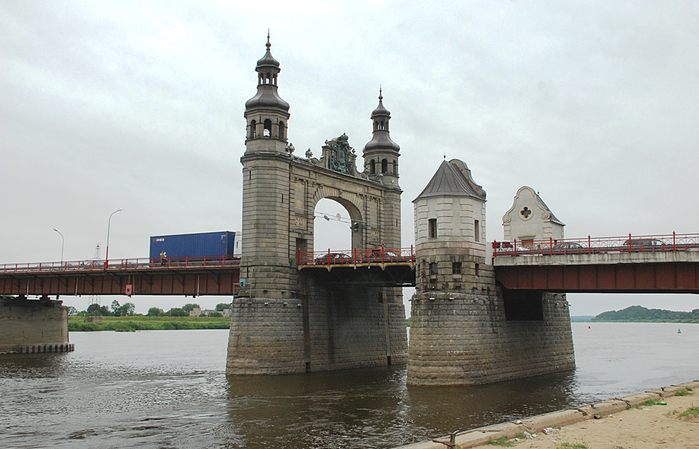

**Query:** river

left=0, top=322, right=696, bottom=448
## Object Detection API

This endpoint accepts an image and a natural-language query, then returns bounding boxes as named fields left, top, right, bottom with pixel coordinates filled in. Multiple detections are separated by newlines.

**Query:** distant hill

left=571, top=316, right=594, bottom=322
left=592, top=305, right=699, bottom=323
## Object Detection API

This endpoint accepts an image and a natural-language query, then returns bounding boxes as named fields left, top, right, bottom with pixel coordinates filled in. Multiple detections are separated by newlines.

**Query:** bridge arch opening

left=313, top=198, right=362, bottom=253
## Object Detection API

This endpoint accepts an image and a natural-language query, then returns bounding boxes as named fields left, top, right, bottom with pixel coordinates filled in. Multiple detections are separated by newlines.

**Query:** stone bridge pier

left=407, top=159, right=575, bottom=385
left=0, top=296, right=74, bottom=355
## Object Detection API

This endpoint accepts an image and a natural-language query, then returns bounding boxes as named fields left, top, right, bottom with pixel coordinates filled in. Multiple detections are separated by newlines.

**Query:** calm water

left=0, top=323, right=697, bottom=448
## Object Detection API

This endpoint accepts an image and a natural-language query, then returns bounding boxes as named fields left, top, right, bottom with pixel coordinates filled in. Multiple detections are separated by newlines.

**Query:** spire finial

left=379, top=85, right=383, bottom=101
left=266, top=30, right=271, bottom=50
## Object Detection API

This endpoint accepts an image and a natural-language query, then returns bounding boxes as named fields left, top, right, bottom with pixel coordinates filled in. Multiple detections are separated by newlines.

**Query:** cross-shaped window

left=520, top=207, right=532, bottom=219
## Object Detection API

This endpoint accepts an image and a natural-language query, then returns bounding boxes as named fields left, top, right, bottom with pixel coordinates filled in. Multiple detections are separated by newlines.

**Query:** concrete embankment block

left=588, top=399, right=628, bottom=415
left=520, top=409, right=586, bottom=431
left=647, top=380, right=699, bottom=398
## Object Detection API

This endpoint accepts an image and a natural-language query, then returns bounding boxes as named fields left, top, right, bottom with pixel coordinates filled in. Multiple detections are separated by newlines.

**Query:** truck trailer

left=149, top=231, right=240, bottom=263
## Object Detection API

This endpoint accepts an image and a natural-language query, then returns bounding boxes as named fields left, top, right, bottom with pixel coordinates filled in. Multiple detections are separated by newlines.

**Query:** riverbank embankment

left=68, top=316, right=230, bottom=331
left=398, top=380, right=699, bottom=449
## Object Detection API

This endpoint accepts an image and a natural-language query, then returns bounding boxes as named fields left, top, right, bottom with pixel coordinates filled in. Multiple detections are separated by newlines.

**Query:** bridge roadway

left=4, top=234, right=699, bottom=296
left=494, top=251, right=699, bottom=293
left=494, top=232, right=699, bottom=293
left=0, top=250, right=418, bottom=297
left=0, top=257, right=241, bottom=297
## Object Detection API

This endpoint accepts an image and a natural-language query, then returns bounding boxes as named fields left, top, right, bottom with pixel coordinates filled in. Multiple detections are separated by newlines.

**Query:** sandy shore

left=400, top=381, right=699, bottom=449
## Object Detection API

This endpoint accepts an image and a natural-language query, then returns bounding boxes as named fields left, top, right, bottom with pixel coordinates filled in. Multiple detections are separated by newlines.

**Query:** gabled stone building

left=502, top=186, right=564, bottom=246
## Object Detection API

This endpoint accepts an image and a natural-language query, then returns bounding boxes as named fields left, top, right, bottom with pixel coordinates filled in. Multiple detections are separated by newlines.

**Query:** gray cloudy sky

left=2, top=1, right=699, bottom=316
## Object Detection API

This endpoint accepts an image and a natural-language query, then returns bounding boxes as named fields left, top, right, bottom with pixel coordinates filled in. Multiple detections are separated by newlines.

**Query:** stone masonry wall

left=226, top=279, right=407, bottom=375
left=408, top=261, right=575, bottom=386
left=0, top=298, right=70, bottom=354
left=305, top=282, right=407, bottom=371
left=227, top=295, right=306, bottom=375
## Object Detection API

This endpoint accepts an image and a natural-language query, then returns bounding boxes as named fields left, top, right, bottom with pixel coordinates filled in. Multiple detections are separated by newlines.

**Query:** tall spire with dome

left=363, top=88, right=401, bottom=186
left=244, top=33, right=290, bottom=152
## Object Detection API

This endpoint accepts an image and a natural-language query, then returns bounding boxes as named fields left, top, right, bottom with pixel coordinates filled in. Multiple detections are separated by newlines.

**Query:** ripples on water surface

left=0, top=323, right=697, bottom=448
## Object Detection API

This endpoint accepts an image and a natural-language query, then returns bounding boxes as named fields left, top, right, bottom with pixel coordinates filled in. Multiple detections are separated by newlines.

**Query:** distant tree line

left=2, top=295, right=233, bottom=319
left=72, top=301, right=233, bottom=318
left=592, top=305, right=699, bottom=323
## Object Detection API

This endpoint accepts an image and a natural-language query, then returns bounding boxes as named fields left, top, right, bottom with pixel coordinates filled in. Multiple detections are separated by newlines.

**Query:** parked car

left=621, top=238, right=667, bottom=252
left=361, top=250, right=406, bottom=263
left=315, top=253, right=351, bottom=264
left=552, top=242, right=584, bottom=254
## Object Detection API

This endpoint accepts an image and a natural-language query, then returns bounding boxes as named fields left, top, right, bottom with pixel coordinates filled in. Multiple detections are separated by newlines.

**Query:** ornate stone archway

left=226, top=37, right=406, bottom=375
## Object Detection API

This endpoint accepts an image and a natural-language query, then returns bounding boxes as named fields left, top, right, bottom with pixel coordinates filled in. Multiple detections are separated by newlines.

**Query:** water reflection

left=223, top=367, right=579, bottom=448
left=226, top=367, right=415, bottom=448
left=406, top=370, right=578, bottom=434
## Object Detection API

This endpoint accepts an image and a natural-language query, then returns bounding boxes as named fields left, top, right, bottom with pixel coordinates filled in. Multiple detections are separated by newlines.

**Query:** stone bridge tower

left=408, top=159, right=574, bottom=385
left=227, top=37, right=407, bottom=375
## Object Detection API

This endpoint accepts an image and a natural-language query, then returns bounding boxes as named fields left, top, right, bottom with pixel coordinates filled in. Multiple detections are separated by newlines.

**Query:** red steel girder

left=495, top=262, right=699, bottom=293
left=0, top=268, right=240, bottom=296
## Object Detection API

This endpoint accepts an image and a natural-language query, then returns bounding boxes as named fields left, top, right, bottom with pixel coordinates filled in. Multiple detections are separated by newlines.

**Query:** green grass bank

left=68, top=316, right=231, bottom=332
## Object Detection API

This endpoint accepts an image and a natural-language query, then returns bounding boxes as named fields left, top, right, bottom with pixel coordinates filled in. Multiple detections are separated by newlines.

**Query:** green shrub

left=680, top=407, right=699, bottom=417
left=486, top=437, right=514, bottom=447
left=635, top=399, right=657, bottom=408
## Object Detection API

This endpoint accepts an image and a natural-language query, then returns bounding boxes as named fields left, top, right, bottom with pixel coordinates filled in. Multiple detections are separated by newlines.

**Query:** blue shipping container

left=149, top=231, right=237, bottom=260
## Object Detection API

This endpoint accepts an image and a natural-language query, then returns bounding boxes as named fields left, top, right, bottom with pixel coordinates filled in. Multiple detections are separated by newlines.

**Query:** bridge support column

left=302, top=282, right=407, bottom=372
left=226, top=270, right=407, bottom=375
left=408, top=283, right=575, bottom=385
left=0, top=296, right=72, bottom=354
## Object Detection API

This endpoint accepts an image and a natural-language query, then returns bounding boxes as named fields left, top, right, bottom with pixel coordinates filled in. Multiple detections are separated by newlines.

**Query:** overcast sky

left=2, top=1, right=699, bottom=316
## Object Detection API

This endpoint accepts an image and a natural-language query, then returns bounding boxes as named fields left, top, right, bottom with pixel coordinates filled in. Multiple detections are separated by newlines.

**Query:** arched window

left=250, top=120, right=257, bottom=139
left=370, top=160, right=376, bottom=174
left=279, top=121, right=285, bottom=140
left=264, top=119, right=272, bottom=137
left=381, top=159, right=388, bottom=173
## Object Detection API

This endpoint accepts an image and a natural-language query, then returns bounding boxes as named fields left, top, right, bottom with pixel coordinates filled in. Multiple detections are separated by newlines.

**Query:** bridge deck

left=494, top=251, right=699, bottom=293
left=5, top=237, right=699, bottom=296
left=0, top=257, right=241, bottom=297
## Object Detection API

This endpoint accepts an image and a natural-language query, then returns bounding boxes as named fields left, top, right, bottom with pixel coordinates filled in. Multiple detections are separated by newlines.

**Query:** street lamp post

left=105, top=208, right=123, bottom=266
left=53, top=228, right=64, bottom=264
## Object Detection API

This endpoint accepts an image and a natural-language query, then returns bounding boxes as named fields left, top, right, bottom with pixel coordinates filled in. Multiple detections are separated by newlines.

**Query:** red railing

left=297, top=246, right=415, bottom=267
left=0, top=256, right=240, bottom=274
left=493, top=232, right=699, bottom=257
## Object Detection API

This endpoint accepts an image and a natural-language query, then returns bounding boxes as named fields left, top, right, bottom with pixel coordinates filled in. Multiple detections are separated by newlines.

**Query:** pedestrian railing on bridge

left=493, top=232, right=699, bottom=257
left=1, top=256, right=241, bottom=274
left=297, top=246, right=415, bottom=268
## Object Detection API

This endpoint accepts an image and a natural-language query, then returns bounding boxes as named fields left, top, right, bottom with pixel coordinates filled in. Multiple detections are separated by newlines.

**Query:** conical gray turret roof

left=414, top=159, right=486, bottom=202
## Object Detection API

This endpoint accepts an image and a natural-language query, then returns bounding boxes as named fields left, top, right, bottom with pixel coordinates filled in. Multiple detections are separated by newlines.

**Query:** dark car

left=621, top=238, right=667, bottom=252
left=361, top=250, right=406, bottom=263
left=315, top=253, right=351, bottom=265
left=552, top=242, right=584, bottom=254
